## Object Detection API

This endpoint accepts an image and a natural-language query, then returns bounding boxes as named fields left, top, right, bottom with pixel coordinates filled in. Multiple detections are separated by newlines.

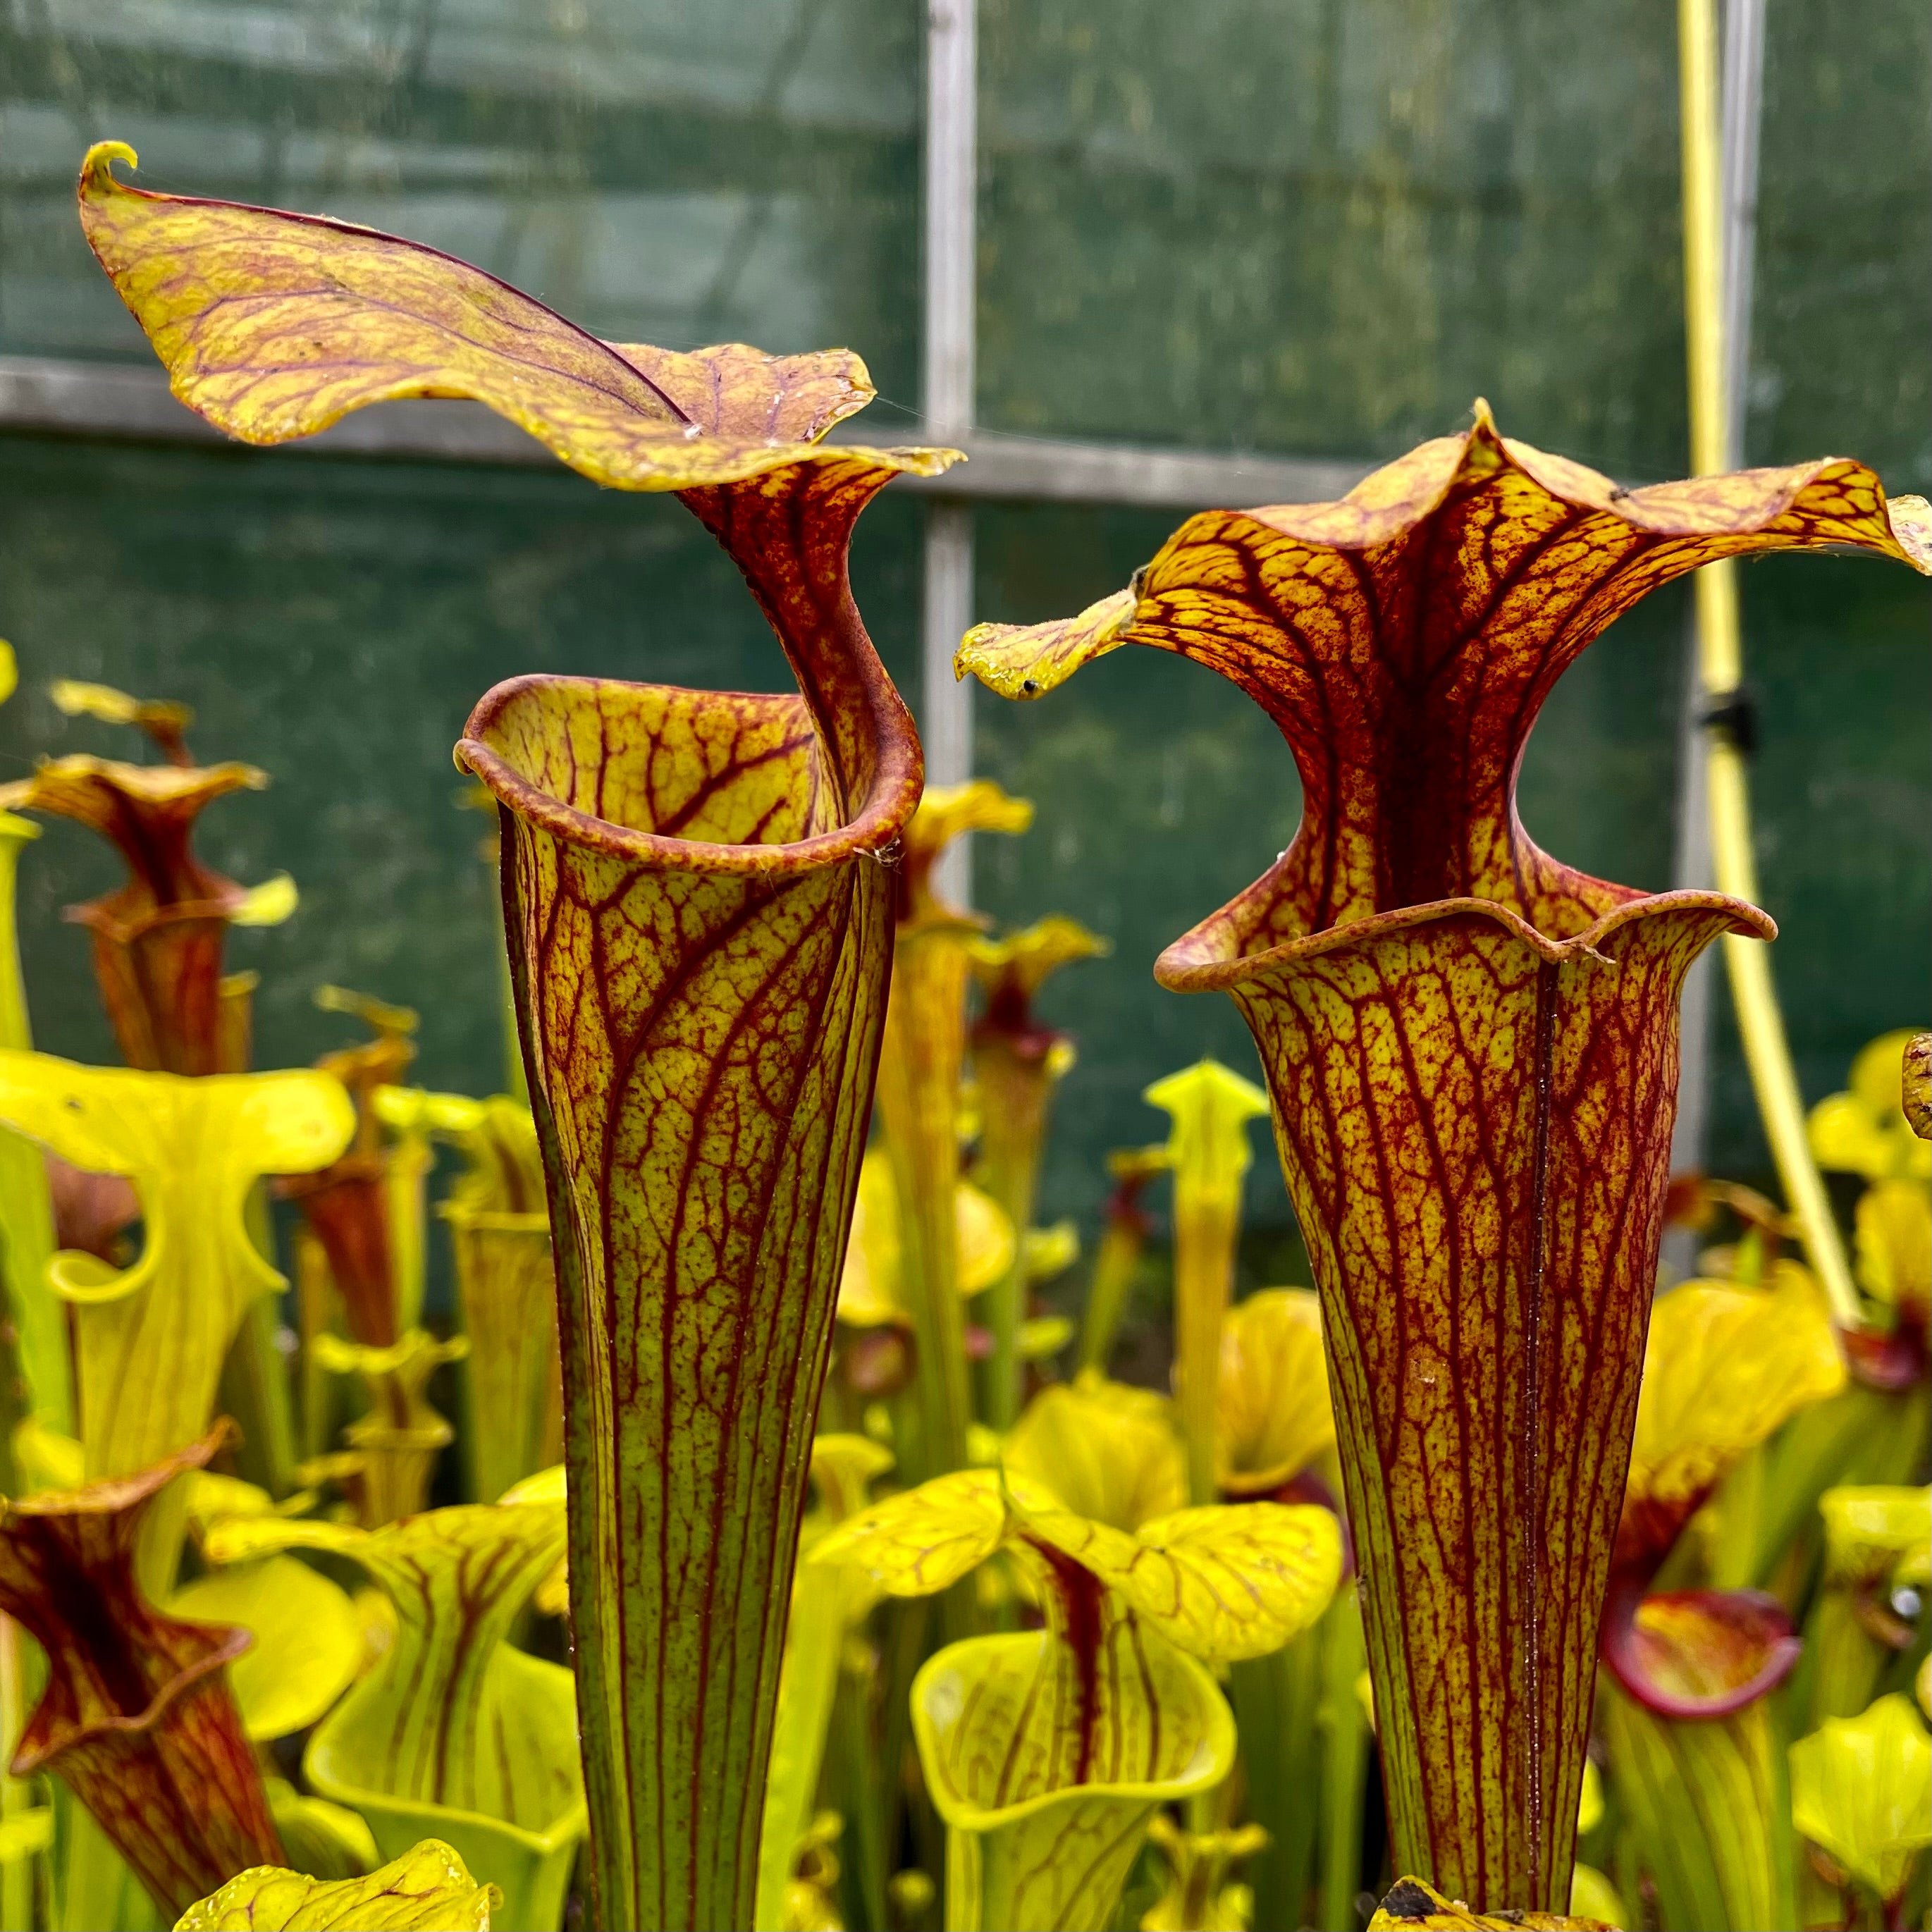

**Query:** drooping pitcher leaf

left=204, top=1498, right=582, bottom=1932
left=1096, top=1503, right=1343, bottom=1661
left=0, top=1054, right=353, bottom=1479
left=811, top=1468, right=1011, bottom=1598
left=173, top=1838, right=500, bottom=1931
left=956, top=407, right=1931, bottom=1911
left=0, top=1425, right=285, bottom=1917
left=78, top=142, right=943, bottom=488
left=78, top=137, right=956, bottom=1932
left=816, top=1418, right=1341, bottom=1668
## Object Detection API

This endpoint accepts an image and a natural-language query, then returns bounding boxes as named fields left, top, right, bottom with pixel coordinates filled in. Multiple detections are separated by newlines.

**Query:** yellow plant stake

left=1677, top=0, right=1859, bottom=1328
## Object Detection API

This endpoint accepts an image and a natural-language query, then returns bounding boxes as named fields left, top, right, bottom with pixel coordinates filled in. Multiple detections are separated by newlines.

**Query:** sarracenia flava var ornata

left=76, top=140, right=956, bottom=1931
left=957, top=412, right=1931, bottom=1911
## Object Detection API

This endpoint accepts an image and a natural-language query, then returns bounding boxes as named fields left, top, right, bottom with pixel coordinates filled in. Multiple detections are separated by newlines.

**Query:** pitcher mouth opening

left=1154, top=887, right=1776, bottom=995
left=457, top=670, right=921, bottom=880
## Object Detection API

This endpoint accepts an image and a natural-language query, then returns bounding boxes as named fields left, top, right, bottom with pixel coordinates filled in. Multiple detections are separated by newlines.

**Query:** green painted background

left=0, top=0, right=1924, bottom=1240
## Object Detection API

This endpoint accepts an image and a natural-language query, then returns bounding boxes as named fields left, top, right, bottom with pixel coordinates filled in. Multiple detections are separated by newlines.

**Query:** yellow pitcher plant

left=873, top=781, right=1033, bottom=1488
left=1144, top=1059, right=1271, bottom=1508
left=813, top=1374, right=1341, bottom=1931
left=966, top=915, right=1107, bottom=1427
left=1789, top=1693, right=1931, bottom=1928
left=0, top=682, right=296, bottom=1077
left=1600, top=1262, right=1847, bottom=1931
left=0, top=1052, right=352, bottom=1486
left=204, top=1494, right=584, bottom=1932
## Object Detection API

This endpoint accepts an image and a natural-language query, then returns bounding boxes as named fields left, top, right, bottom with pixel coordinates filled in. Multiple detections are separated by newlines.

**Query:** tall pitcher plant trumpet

left=78, top=140, right=956, bottom=1930
left=959, top=410, right=1932, bottom=1910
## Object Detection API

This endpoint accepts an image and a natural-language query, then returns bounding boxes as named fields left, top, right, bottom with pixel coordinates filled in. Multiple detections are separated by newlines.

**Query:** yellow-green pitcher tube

left=968, top=917, right=1103, bottom=1430
left=971, top=1035, right=1052, bottom=1433
left=0, top=806, right=67, bottom=1436
left=875, top=923, right=979, bottom=1487
left=875, top=784, right=1030, bottom=1484
left=752, top=1436, right=891, bottom=1931
left=1145, top=1062, right=1269, bottom=1508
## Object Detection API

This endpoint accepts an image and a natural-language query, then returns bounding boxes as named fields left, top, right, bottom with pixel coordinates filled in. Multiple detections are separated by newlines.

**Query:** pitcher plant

left=966, top=915, right=1107, bottom=1428
left=1599, top=1260, right=1845, bottom=1930
left=72, top=134, right=962, bottom=1929
left=815, top=1374, right=1341, bottom=1930
left=0, top=681, right=295, bottom=1077
left=958, top=408, right=1931, bottom=1909
left=204, top=1494, right=582, bottom=1931
left=0, top=1052, right=352, bottom=1484
left=874, top=781, right=1033, bottom=1486
left=0, top=1426, right=283, bottom=1919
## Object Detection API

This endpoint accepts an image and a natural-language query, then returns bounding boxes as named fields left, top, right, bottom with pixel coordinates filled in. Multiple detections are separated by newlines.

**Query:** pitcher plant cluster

left=0, top=144, right=1918, bottom=1932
